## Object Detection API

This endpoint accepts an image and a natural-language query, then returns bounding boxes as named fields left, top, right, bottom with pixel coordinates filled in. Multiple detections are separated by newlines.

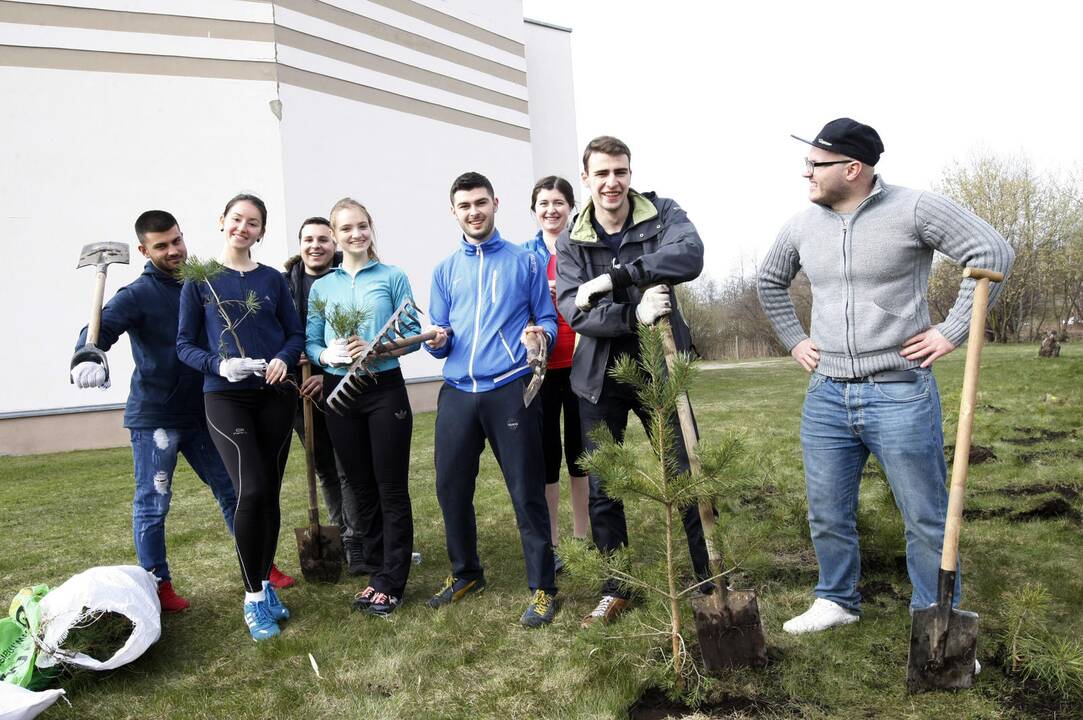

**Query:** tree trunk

left=665, top=502, right=684, bottom=691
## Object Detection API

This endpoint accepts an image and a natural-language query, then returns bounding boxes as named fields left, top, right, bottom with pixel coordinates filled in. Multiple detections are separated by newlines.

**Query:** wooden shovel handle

left=941, top=270, right=1001, bottom=571
left=301, top=360, right=321, bottom=526
left=86, top=270, right=107, bottom=346
left=658, top=317, right=722, bottom=575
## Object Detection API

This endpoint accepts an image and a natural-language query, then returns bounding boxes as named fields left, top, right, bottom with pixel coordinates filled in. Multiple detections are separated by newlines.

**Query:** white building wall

left=524, top=20, right=580, bottom=196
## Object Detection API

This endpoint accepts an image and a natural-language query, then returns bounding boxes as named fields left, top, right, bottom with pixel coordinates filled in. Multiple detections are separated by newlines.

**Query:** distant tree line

left=678, top=153, right=1083, bottom=360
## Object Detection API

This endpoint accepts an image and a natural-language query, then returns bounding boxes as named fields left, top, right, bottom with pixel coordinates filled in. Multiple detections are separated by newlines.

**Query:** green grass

left=1, top=344, right=1080, bottom=719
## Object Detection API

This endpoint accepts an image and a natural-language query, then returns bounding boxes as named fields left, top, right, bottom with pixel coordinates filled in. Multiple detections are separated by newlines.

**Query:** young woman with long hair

left=177, top=193, right=304, bottom=641
left=306, top=198, right=419, bottom=616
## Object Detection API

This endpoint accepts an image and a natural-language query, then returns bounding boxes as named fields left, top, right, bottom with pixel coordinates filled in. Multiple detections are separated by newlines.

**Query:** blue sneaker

left=265, top=585, right=289, bottom=622
left=243, top=600, right=281, bottom=641
left=520, top=589, right=559, bottom=627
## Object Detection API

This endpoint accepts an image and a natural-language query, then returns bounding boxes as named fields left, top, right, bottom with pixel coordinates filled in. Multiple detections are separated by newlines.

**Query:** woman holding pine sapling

left=176, top=193, right=304, bottom=642
left=307, top=197, right=420, bottom=617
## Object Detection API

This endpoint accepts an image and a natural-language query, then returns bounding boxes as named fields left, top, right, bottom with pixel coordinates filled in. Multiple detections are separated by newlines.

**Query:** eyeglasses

left=804, top=159, right=853, bottom=173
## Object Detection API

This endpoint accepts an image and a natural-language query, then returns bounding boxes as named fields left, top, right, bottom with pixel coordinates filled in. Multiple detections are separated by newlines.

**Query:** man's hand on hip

left=790, top=338, right=820, bottom=372
left=901, top=328, right=956, bottom=367
left=575, top=274, right=613, bottom=311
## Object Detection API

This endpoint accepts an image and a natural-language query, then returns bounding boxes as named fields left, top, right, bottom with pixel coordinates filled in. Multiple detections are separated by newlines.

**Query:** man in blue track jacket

left=423, top=171, right=559, bottom=627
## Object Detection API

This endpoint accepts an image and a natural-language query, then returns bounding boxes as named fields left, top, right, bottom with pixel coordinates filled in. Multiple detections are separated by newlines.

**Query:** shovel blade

left=77, top=241, right=129, bottom=268
left=294, top=523, right=344, bottom=584
left=691, top=587, right=768, bottom=672
left=907, top=604, right=979, bottom=693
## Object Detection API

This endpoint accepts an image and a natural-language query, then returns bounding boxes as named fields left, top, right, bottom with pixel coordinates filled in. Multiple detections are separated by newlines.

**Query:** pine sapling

left=175, top=256, right=261, bottom=358
left=309, top=296, right=370, bottom=340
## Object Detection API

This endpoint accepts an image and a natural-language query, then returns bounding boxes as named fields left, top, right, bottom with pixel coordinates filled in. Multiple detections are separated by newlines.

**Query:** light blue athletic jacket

left=425, top=230, right=556, bottom=393
left=306, top=260, right=420, bottom=376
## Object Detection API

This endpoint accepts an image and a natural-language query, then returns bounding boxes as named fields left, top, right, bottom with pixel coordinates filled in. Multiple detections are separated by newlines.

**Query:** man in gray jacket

left=556, top=135, right=710, bottom=628
left=758, top=118, right=1014, bottom=635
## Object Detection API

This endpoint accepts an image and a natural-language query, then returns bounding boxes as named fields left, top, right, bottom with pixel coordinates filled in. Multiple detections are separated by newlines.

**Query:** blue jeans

left=130, top=427, right=237, bottom=582
left=800, top=369, right=960, bottom=611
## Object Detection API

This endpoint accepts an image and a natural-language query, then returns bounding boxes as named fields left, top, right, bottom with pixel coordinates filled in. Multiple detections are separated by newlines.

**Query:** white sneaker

left=783, top=598, right=859, bottom=635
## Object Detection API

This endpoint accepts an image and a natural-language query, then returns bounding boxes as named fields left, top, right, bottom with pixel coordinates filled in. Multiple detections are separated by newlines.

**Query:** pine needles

left=175, top=256, right=261, bottom=358
left=310, top=296, right=369, bottom=339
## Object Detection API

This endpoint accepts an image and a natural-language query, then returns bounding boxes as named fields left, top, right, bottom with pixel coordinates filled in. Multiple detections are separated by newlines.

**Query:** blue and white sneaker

left=243, top=600, right=281, bottom=641
left=265, top=584, right=290, bottom=622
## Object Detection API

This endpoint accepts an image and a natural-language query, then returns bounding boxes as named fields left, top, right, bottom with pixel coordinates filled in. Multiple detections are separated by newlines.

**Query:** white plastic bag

left=0, top=683, right=65, bottom=720
left=35, top=566, right=160, bottom=671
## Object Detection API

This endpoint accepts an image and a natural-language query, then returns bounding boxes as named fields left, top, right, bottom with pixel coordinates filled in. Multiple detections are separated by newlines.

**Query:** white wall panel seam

left=10, top=0, right=274, bottom=23
left=0, top=22, right=276, bottom=61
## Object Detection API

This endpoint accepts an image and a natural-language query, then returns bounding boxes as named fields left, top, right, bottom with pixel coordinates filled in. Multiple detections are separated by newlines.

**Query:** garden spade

left=294, top=360, right=343, bottom=583
left=658, top=316, right=767, bottom=671
left=523, top=332, right=547, bottom=407
left=907, top=267, right=1004, bottom=693
left=71, top=242, right=129, bottom=381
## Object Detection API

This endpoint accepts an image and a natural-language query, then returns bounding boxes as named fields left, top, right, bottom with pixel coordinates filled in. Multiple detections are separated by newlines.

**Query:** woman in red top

left=522, top=176, right=589, bottom=571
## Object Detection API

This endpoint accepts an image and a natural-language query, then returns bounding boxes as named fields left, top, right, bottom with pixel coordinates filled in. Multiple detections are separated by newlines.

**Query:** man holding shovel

left=757, top=118, right=1014, bottom=639
left=70, top=210, right=294, bottom=613
left=554, top=136, right=711, bottom=628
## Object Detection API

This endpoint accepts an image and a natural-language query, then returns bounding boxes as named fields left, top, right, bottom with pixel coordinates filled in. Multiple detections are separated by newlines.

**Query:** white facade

left=0, top=0, right=577, bottom=454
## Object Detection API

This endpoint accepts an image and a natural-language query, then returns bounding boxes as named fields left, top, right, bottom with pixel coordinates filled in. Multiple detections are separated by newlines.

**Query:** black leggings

left=322, top=368, right=414, bottom=596
left=539, top=366, right=587, bottom=484
left=205, top=388, right=296, bottom=593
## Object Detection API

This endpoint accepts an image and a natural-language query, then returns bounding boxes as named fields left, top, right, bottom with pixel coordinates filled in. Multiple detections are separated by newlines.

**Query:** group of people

left=69, top=121, right=1014, bottom=651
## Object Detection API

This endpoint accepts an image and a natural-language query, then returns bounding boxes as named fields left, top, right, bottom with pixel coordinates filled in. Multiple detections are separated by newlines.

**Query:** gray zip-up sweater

left=758, top=177, right=1014, bottom=378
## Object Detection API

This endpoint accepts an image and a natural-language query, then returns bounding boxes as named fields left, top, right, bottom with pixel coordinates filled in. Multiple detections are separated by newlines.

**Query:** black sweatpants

left=322, top=369, right=413, bottom=596
left=205, top=387, right=296, bottom=593
left=434, top=378, right=556, bottom=594
left=579, top=375, right=710, bottom=598
left=539, top=366, right=587, bottom=484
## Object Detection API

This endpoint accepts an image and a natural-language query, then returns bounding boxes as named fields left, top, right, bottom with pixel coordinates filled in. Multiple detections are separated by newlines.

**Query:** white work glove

left=319, top=338, right=353, bottom=367
left=218, top=357, right=267, bottom=382
left=71, top=361, right=110, bottom=389
left=635, top=285, right=671, bottom=326
left=575, top=274, right=614, bottom=311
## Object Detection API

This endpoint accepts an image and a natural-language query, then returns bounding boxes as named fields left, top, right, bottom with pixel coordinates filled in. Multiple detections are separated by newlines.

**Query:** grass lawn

left=1, top=343, right=1080, bottom=719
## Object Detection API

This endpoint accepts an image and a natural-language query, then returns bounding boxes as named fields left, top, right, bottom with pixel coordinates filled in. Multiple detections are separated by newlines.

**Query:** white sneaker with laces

left=783, top=598, right=859, bottom=635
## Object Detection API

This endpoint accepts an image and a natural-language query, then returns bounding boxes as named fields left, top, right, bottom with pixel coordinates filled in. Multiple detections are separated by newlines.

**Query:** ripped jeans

left=130, top=427, right=237, bottom=582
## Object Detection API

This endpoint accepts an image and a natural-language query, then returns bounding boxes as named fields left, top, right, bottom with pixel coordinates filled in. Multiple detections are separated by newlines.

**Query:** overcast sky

left=520, top=0, right=1081, bottom=282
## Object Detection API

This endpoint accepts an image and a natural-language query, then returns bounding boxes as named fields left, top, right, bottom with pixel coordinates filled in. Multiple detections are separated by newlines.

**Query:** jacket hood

left=569, top=190, right=659, bottom=244
left=284, top=250, right=343, bottom=277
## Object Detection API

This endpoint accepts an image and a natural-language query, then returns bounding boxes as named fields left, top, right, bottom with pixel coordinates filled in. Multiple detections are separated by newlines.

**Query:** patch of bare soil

left=1004, top=428, right=1077, bottom=446
left=628, top=687, right=788, bottom=719
left=990, top=648, right=1081, bottom=719
left=944, top=443, right=997, bottom=464
left=996, top=483, right=1080, bottom=499
left=857, top=580, right=903, bottom=604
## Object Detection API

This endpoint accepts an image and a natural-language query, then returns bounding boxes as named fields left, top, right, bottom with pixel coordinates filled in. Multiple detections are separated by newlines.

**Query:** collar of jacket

left=331, top=257, right=380, bottom=279
left=816, top=175, right=887, bottom=219
left=459, top=229, right=505, bottom=255
left=523, top=230, right=557, bottom=260
left=146, top=260, right=182, bottom=286
left=568, top=190, right=658, bottom=244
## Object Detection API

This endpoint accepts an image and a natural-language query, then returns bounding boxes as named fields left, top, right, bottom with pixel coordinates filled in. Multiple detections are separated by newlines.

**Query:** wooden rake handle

left=301, top=359, right=321, bottom=526
left=941, top=268, right=1002, bottom=571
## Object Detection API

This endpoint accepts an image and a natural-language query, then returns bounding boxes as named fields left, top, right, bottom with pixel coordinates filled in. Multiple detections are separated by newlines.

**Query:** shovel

left=907, top=267, right=1004, bottom=693
left=71, top=242, right=129, bottom=380
left=658, top=316, right=768, bottom=671
left=294, top=359, right=344, bottom=583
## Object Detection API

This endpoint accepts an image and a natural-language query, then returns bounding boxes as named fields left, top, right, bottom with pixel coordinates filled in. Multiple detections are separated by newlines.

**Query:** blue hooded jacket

left=425, top=230, right=556, bottom=393
left=74, top=261, right=205, bottom=429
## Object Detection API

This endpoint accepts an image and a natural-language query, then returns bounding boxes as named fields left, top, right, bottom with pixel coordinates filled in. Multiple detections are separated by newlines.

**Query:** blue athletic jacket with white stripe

left=425, top=230, right=557, bottom=393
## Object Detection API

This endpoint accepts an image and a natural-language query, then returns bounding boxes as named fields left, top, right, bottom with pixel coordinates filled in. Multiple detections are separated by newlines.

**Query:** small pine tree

left=568, top=322, right=759, bottom=692
left=309, top=296, right=369, bottom=340
left=175, top=256, right=261, bottom=359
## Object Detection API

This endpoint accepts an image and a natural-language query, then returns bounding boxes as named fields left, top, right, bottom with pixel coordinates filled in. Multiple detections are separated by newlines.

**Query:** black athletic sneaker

left=352, top=586, right=376, bottom=611
left=427, top=575, right=486, bottom=609
left=366, top=592, right=401, bottom=617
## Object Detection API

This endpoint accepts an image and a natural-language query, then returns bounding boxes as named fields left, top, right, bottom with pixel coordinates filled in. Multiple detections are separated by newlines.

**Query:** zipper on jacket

left=497, top=329, right=516, bottom=362
left=840, top=219, right=857, bottom=377
left=467, top=246, right=484, bottom=392
left=491, top=268, right=498, bottom=304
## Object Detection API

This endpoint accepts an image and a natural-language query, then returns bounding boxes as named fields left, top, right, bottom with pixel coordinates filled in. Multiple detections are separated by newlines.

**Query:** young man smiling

left=423, top=171, right=559, bottom=627
left=555, top=136, right=711, bottom=628
left=69, top=210, right=294, bottom=613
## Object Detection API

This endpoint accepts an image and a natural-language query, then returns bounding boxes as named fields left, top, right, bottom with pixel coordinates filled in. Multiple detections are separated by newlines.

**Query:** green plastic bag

left=0, top=584, right=49, bottom=688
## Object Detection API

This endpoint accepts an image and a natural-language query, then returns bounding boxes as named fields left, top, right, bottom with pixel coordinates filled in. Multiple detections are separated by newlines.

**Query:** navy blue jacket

left=74, top=261, right=205, bottom=429
left=177, top=264, right=305, bottom=393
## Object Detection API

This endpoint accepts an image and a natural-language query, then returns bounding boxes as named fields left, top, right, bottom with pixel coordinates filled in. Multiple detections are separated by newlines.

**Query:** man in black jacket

left=556, top=136, right=710, bottom=628
left=283, top=217, right=371, bottom=575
